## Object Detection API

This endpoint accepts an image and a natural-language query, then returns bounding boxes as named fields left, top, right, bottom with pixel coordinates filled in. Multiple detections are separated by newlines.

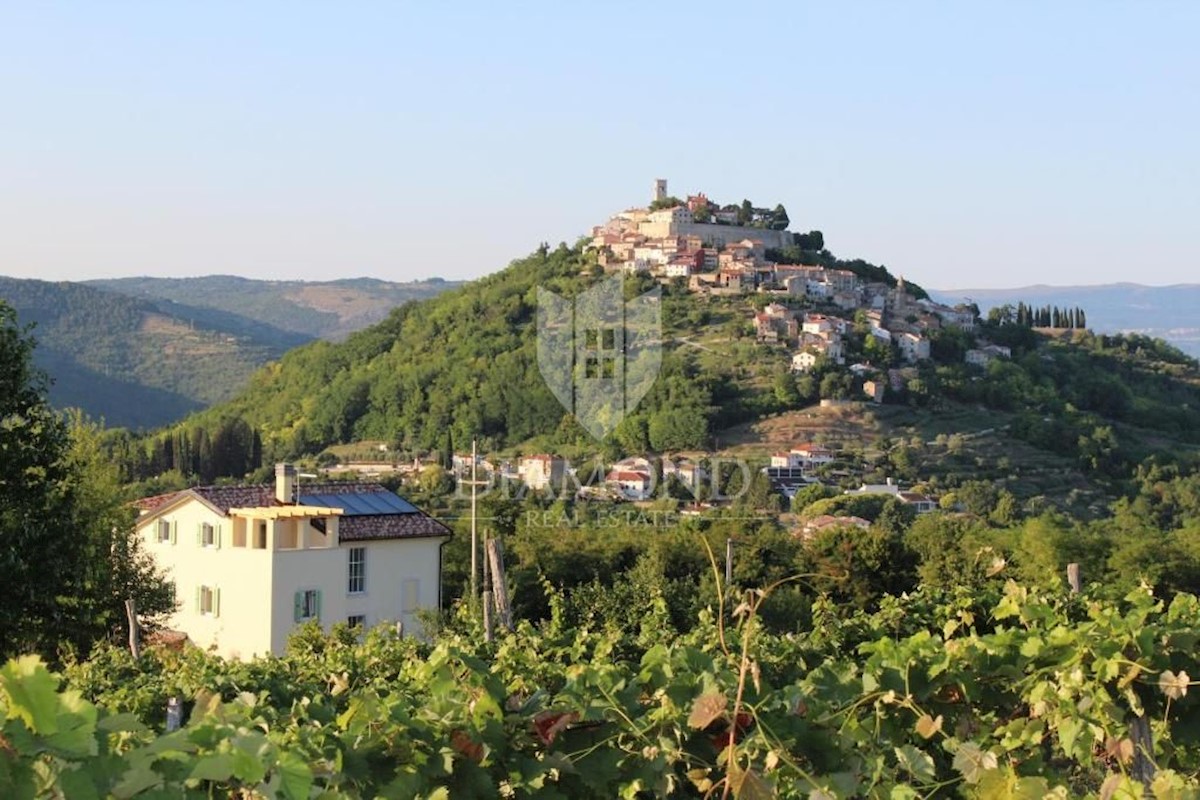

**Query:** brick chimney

left=275, top=463, right=297, bottom=504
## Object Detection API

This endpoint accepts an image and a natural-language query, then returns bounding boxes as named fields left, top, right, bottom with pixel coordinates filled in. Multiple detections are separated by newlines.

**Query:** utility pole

left=471, top=439, right=478, bottom=600
left=458, top=439, right=489, bottom=605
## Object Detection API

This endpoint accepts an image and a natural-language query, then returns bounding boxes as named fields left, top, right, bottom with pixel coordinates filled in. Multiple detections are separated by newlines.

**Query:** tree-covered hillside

left=106, top=241, right=1200, bottom=499
left=0, top=277, right=306, bottom=428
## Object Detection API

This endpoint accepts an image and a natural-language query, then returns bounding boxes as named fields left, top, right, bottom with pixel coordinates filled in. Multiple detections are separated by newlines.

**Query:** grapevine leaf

left=914, top=713, right=942, bottom=739
left=97, top=713, right=145, bottom=734
left=1150, top=769, right=1194, bottom=800
left=1158, top=669, right=1190, bottom=700
left=111, top=762, right=162, bottom=798
left=57, top=766, right=100, bottom=800
left=275, top=751, right=313, bottom=800
left=952, top=742, right=997, bottom=784
left=1057, top=717, right=1084, bottom=758
left=894, top=745, right=935, bottom=781
left=46, top=690, right=98, bottom=757
left=0, top=656, right=61, bottom=734
left=188, top=753, right=235, bottom=783
left=728, top=762, right=773, bottom=800
left=687, top=691, right=727, bottom=730
left=1103, top=736, right=1134, bottom=766
left=1099, top=773, right=1142, bottom=800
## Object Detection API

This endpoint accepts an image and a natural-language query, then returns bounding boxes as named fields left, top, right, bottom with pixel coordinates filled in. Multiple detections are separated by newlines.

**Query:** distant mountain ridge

left=932, top=283, right=1200, bottom=358
left=86, top=275, right=460, bottom=342
left=0, top=274, right=462, bottom=428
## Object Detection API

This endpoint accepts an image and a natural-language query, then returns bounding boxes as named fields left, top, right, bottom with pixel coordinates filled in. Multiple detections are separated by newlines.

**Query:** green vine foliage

left=3, top=584, right=1200, bottom=798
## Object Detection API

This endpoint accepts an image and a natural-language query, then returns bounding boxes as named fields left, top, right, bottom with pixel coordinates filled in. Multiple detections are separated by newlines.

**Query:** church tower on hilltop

left=653, top=178, right=667, bottom=204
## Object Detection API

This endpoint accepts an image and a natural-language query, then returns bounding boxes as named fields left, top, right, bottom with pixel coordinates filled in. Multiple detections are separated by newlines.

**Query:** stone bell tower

left=653, top=178, right=667, bottom=204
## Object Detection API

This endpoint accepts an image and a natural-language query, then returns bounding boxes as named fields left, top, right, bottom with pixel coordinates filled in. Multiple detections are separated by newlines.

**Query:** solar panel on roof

left=299, top=491, right=419, bottom=515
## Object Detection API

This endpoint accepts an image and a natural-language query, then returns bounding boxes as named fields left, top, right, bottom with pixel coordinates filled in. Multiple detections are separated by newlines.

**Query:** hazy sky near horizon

left=2, top=2, right=1198, bottom=289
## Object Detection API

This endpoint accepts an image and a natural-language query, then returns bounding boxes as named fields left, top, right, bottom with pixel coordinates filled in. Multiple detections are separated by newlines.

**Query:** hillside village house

left=134, top=464, right=450, bottom=659
left=605, top=468, right=653, bottom=501
left=519, top=454, right=566, bottom=491
left=845, top=478, right=936, bottom=513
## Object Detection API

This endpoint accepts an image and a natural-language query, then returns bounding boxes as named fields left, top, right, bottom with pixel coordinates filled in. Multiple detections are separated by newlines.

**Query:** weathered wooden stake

left=1130, top=712, right=1156, bottom=788
left=482, top=534, right=495, bottom=642
left=487, top=537, right=513, bottom=632
left=482, top=589, right=494, bottom=643
left=1067, top=563, right=1082, bottom=594
left=124, top=598, right=141, bottom=659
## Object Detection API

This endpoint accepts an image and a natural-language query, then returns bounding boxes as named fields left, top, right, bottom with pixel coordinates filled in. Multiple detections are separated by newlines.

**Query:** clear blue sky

left=2, top=2, right=1197, bottom=289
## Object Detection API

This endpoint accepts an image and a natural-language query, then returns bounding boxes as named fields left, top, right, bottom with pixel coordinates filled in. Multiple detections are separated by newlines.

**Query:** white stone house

left=605, top=469, right=653, bottom=501
left=134, top=464, right=450, bottom=659
left=898, top=332, right=931, bottom=362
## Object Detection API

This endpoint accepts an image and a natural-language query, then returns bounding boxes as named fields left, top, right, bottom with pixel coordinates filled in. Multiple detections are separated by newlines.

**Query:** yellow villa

left=134, top=464, right=450, bottom=659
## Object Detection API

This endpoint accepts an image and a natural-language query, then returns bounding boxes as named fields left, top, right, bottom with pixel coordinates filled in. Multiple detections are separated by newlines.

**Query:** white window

left=347, top=614, right=366, bottom=629
left=347, top=547, right=366, bottom=594
left=197, top=522, right=220, bottom=548
left=157, top=519, right=174, bottom=544
left=294, top=589, right=321, bottom=622
left=197, top=585, right=220, bottom=617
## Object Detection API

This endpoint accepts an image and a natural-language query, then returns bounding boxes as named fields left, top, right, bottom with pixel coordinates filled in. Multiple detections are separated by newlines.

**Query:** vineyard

left=3, top=580, right=1200, bottom=799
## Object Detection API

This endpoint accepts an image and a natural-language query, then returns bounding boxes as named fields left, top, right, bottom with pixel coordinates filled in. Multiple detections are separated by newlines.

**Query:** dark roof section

left=338, top=513, right=450, bottom=541
left=191, top=485, right=279, bottom=514
left=136, top=481, right=449, bottom=542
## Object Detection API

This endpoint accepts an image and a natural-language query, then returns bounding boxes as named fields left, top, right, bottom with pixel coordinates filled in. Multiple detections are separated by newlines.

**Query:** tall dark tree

left=0, top=302, right=173, bottom=659
left=770, top=203, right=790, bottom=231
left=0, top=302, right=75, bottom=656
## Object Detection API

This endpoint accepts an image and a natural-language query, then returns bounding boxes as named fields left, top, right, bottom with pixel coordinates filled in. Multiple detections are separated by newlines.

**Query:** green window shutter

left=293, top=591, right=303, bottom=623
left=195, top=586, right=201, bottom=613
left=215, top=523, right=222, bottom=549
left=214, top=588, right=221, bottom=618
left=196, top=524, right=203, bottom=546
left=170, top=521, right=178, bottom=544
left=315, top=590, right=322, bottom=622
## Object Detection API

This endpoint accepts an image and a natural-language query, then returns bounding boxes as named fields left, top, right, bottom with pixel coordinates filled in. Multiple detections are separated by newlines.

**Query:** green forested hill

left=0, top=277, right=306, bottom=428
left=0, top=274, right=462, bottom=429
left=86, top=274, right=462, bottom=342
left=117, top=242, right=1200, bottom=500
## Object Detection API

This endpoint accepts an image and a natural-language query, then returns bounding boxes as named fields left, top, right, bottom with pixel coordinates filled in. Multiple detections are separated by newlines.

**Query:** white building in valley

left=134, top=464, right=450, bottom=659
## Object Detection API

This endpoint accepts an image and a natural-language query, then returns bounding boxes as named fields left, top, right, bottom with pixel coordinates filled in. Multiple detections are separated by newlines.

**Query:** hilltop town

left=590, top=180, right=1006, bottom=385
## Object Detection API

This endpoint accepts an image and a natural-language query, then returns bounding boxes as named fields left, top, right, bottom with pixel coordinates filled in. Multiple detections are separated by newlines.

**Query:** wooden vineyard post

left=1067, top=563, right=1082, bottom=594
left=482, top=535, right=494, bottom=643
left=487, top=537, right=513, bottom=632
left=124, top=598, right=141, bottom=659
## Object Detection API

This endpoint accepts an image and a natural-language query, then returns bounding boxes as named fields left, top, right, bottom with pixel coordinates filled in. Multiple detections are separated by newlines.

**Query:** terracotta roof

left=192, top=484, right=279, bottom=513
left=133, top=492, right=184, bottom=512
left=606, top=470, right=650, bottom=483
left=339, top=513, right=450, bottom=541
left=136, top=481, right=448, bottom=542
